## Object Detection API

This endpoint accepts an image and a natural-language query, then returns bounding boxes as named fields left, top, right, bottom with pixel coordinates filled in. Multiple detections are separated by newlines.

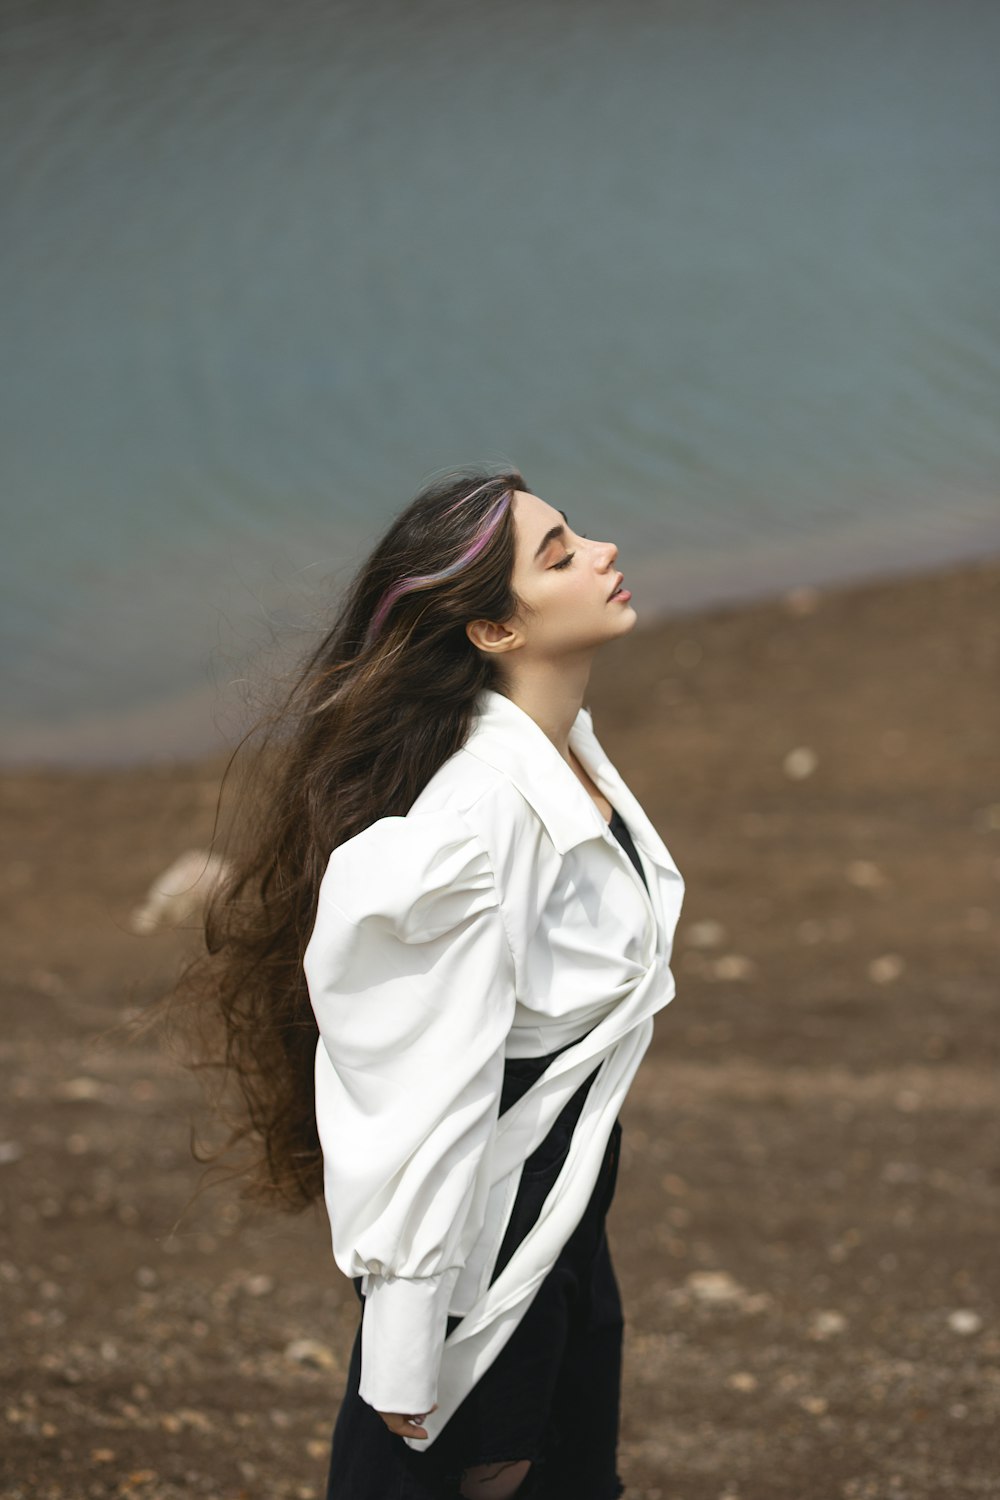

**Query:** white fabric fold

left=358, top=1266, right=462, bottom=1413
left=305, top=809, right=516, bottom=1415
left=303, top=689, right=686, bottom=1445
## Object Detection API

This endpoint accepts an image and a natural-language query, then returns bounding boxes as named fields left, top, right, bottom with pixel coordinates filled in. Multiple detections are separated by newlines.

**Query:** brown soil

left=1, top=554, right=998, bottom=1500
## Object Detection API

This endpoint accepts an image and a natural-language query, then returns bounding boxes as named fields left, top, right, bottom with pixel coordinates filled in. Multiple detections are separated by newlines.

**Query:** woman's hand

left=377, top=1403, right=438, bottom=1440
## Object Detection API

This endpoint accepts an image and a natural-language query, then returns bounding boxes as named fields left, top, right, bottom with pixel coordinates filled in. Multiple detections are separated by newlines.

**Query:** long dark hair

left=162, top=465, right=529, bottom=1213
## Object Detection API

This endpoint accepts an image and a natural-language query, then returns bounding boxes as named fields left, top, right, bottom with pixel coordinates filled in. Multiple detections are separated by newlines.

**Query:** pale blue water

left=2, top=0, right=999, bottom=765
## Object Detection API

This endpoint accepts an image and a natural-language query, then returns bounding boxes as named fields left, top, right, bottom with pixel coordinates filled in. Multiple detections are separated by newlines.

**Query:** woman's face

left=494, top=489, right=637, bottom=658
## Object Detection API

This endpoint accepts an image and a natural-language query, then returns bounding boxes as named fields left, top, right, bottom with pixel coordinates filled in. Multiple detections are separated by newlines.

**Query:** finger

left=379, top=1412, right=429, bottom=1440
left=405, top=1400, right=438, bottom=1435
left=396, top=1417, right=428, bottom=1439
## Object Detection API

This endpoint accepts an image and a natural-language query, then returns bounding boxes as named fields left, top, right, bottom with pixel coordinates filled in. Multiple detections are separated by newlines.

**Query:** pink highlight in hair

left=439, top=478, right=496, bottom=519
left=365, top=488, right=512, bottom=645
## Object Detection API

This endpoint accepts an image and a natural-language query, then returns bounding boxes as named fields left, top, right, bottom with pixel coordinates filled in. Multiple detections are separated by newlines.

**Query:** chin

left=599, top=607, right=637, bottom=645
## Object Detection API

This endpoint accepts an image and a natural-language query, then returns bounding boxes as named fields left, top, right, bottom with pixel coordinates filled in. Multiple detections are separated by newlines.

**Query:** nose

left=598, top=538, right=618, bottom=570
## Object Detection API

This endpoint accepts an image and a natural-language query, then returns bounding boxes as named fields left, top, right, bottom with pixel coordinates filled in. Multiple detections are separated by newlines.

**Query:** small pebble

left=285, top=1338, right=338, bottom=1371
left=947, top=1309, right=982, bottom=1335
left=129, top=849, right=231, bottom=934
left=711, top=954, right=755, bottom=980
left=783, top=746, right=818, bottom=780
left=56, top=1077, right=110, bottom=1102
left=809, top=1310, right=847, bottom=1339
left=243, top=1274, right=275, bottom=1297
left=882, top=1161, right=920, bottom=1184
left=685, top=919, right=726, bottom=949
left=685, top=1270, right=745, bottom=1304
left=869, top=954, right=904, bottom=984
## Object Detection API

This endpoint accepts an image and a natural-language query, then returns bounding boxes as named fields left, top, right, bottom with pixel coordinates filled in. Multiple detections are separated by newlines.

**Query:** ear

left=465, top=618, right=520, bottom=656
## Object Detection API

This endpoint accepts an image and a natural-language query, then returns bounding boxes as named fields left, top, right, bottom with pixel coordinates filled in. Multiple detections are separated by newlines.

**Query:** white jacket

left=303, top=686, right=685, bottom=1447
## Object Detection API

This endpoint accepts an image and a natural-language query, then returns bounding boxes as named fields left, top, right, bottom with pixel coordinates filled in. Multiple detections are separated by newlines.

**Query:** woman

left=180, top=467, right=684, bottom=1499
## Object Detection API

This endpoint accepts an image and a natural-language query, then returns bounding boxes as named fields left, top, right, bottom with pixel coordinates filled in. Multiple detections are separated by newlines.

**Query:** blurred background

left=2, top=0, right=998, bottom=765
left=2, top=6, right=998, bottom=1499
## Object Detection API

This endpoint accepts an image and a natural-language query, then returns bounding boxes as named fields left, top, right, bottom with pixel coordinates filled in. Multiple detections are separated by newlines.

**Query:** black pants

left=324, top=1045, right=626, bottom=1500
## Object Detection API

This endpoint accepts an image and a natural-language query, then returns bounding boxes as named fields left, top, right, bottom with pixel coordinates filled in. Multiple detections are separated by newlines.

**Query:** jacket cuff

left=358, top=1265, right=461, bottom=1414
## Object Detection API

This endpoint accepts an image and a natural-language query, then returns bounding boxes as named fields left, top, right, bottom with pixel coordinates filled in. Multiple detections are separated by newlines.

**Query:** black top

left=607, top=803, right=649, bottom=892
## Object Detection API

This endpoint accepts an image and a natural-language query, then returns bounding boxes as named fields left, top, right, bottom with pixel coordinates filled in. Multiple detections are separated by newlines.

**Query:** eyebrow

left=533, top=509, right=570, bottom=561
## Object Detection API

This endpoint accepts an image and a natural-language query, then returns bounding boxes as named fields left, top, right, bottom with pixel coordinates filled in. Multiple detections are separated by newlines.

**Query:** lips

left=607, top=573, right=625, bottom=600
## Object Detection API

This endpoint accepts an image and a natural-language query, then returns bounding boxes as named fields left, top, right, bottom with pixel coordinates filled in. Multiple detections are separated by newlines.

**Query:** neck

left=500, top=655, right=593, bottom=759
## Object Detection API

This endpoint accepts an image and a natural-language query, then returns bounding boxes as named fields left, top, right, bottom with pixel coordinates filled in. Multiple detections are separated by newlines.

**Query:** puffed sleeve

left=302, top=807, right=517, bottom=1416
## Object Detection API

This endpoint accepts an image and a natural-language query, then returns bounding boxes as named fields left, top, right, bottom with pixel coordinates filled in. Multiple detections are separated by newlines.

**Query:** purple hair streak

left=364, top=487, right=513, bottom=647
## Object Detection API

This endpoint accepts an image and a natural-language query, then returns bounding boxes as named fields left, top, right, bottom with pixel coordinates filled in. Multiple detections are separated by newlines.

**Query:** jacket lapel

left=465, top=688, right=681, bottom=881
left=568, top=709, right=683, bottom=881
left=465, top=688, right=685, bottom=959
left=568, top=707, right=686, bottom=957
left=464, top=688, right=603, bottom=852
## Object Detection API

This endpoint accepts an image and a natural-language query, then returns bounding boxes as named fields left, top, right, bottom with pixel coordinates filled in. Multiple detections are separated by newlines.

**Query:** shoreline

left=4, top=542, right=999, bottom=776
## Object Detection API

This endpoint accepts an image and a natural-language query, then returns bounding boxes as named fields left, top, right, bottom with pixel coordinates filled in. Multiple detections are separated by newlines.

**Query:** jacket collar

left=464, top=687, right=680, bottom=877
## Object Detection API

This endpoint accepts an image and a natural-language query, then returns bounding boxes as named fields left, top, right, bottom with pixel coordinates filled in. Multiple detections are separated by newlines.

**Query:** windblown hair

left=164, top=465, right=529, bottom=1213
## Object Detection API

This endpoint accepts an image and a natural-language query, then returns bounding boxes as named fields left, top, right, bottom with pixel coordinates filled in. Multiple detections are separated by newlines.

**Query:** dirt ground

left=1, top=554, right=998, bottom=1500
